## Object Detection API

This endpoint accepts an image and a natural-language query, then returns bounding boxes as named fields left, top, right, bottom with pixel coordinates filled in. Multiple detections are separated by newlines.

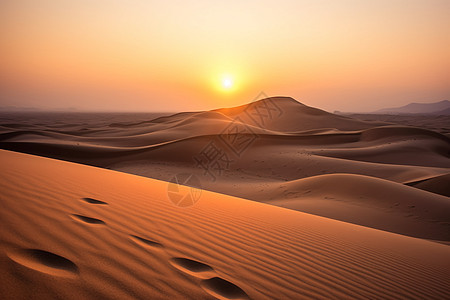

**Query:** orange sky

left=1, top=0, right=449, bottom=112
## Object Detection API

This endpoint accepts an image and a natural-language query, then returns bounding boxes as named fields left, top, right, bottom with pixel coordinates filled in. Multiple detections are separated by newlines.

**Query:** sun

left=221, top=75, right=234, bottom=90
left=211, top=72, right=239, bottom=94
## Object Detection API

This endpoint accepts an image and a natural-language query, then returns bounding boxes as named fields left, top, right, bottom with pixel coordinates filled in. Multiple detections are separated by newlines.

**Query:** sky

left=1, top=0, right=449, bottom=112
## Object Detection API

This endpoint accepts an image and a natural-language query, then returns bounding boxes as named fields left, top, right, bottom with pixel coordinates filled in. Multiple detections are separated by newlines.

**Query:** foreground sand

left=1, top=149, right=449, bottom=299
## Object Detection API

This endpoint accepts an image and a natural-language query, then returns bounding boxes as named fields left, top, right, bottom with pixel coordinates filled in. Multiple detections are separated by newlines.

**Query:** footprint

left=130, top=235, right=163, bottom=248
left=71, top=214, right=105, bottom=225
left=169, top=257, right=248, bottom=298
left=81, top=197, right=108, bottom=205
left=170, top=257, right=216, bottom=279
left=201, top=277, right=248, bottom=300
left=7, top=249, right=79, bottom=278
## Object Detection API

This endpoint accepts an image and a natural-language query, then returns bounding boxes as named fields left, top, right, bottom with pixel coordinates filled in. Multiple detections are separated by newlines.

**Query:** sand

left=342, top=113, right=450, bottom=137
left=1, top=97, right=449, bottom=240
left=1, top=149, right=449, bottom=299
left=1, top=97, right=450, bottom=298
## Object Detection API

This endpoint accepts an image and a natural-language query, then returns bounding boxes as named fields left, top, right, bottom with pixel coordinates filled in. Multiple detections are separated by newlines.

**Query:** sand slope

left=1, top=149, right=449, bottom=299
left=406, top=173, right=450, bottom=197
left=265, top=174, right=450, bottom=241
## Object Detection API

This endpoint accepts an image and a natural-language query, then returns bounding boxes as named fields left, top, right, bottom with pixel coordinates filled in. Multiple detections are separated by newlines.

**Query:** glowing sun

left=221, top=76, right=234, bottom=90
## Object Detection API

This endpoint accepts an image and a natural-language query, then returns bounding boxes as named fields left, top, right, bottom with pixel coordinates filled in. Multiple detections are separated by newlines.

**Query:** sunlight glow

left=223, top=77, right=233, bottom=89
left=219, top=75, right=235, bottom=92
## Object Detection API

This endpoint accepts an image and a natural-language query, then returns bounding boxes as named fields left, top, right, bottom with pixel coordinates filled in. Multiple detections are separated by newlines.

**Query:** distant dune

left=1, top=97, right=449, bottom=244
left=374, top=99, right=450, bottom=114
left=338, top=113, right=450, bottom=137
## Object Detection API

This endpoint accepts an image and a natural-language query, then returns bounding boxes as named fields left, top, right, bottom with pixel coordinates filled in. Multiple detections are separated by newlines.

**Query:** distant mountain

left=374, top=100, right=450, bottom=114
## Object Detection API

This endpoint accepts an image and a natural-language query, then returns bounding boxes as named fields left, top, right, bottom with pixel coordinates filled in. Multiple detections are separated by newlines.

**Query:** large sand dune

left=1, top=150, right=449, bottom=299
left=266, top=174, right=450, bottom=241
left=1, top=97, right=449, bottom=244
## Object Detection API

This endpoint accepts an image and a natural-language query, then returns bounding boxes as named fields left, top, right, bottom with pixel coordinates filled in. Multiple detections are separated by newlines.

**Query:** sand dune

left=0, top=97, right=449, bottom=242
left=1, top=149, right=450, bottom=299
left=214, top=97, right=388, bottom=132
left=340, top=113, right=450, bottom=137
left=406, top=173, right=450, bottom=197
left=265, top=174, right=450, bottom=241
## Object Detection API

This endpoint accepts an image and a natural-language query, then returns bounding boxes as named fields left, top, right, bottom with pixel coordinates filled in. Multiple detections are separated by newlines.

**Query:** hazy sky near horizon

left=1, top=0, right=449, bottom=112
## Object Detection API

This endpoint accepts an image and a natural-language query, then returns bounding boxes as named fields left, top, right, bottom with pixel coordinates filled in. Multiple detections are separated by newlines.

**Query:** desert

left=1, top=0, right=449, bottom=298
left=1, top=97, right=450, bottom=298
